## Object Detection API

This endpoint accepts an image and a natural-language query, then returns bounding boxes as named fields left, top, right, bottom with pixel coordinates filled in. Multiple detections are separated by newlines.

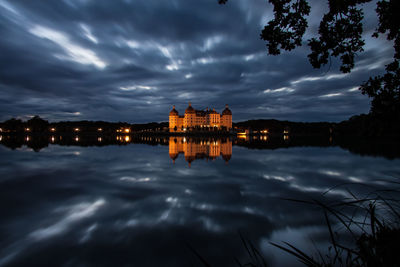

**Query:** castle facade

left=169, top=102, right=232, bottom=132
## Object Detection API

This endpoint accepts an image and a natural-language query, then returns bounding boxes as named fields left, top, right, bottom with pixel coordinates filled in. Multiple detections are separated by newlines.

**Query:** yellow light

left=74, top=128, right=80, bottom=132
left=98, top=137, right=102, bottom=142
left=0, top=128, right=3, bottom=132
left=98, top=128, right=103, bottom=132
left=75, top=136, right=79, bottom=142
left=124, top=136, right=130, bottom=142
left=0, top=136, right=2, bottom=141
left=51, top=136, right=55, bottom=142
left=50, top=128, right=56, bottom=132
left=25, top=128, right=30, bottom=132
left=26, top=136, right=30, bottom=141
left=124, top=128, right=131, bottom=133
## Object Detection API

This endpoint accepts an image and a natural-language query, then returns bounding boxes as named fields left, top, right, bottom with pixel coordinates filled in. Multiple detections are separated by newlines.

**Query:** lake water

left=1, top=135, right=399, bottom=266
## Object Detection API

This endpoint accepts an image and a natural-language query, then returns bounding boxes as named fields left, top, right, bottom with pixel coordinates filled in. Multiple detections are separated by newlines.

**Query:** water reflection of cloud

left=262, top=225, right=330, bottom=267
left=119, top=176, right=152, bottom=183
left=79, top=223, right=98, bottom=243
left=1, top=143, right=400, bottom=266
left=263, top=174, right=294, bottom=182
left=30, top=199, right=105, bottom=241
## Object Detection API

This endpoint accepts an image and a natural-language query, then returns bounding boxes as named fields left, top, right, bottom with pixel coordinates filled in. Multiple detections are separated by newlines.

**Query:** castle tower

left=221, top=104, right=232, bottom=130
left=169, top=105, right=179, bottom=132
left=184, top=102, right=195, bottom=129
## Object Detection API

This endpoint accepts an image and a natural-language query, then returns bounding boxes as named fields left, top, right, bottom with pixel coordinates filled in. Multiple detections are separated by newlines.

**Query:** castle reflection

left=169, top=137, right=232, bottom=166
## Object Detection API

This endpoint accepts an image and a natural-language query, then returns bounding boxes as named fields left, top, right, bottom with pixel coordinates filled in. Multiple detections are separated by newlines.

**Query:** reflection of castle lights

left=98, top=137, right=102, bottom=142
left=169, top=137, right=232, bottom=166
left=237, top=134, right=247, bottom=139
left=75, top=136, right=79, bottom=142
left=51, top=136, right=55, bottom=143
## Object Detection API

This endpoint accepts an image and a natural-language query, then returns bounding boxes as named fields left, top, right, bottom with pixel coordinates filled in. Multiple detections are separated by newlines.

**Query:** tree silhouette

left=219, top=0, right=400, bottom=120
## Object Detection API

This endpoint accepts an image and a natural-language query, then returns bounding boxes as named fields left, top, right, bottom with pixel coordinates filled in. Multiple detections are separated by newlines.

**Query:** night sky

left=0, top=0, right=394, bottom=123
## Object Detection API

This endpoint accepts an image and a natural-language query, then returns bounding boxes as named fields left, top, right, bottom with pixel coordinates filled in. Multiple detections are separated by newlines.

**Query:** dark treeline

left=234, top=113, right=400, bottom=137
left=0, top=116, right=168, bottom=134
left=233, top=119, right=333, bottom=135
left=1, top=113, right=399, bottom=137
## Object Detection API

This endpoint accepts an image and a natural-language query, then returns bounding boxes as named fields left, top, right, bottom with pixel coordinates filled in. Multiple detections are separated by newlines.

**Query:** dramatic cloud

left=0, top=0, right=393, bottom=122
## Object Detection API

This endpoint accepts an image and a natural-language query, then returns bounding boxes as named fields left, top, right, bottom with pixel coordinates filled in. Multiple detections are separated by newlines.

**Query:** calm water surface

left=1, top=136, right=399, bottom=266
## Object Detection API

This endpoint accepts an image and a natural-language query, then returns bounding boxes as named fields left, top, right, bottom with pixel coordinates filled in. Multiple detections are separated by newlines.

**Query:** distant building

left=169, top=102, right=232, bottom=132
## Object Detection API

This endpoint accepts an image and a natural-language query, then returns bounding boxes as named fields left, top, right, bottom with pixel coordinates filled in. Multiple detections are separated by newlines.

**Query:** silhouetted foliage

left=272, top=188, right=400, bottom=266
left=219, top=0, right=400, bottom=120
left=26, top=115, right=49, bottom=132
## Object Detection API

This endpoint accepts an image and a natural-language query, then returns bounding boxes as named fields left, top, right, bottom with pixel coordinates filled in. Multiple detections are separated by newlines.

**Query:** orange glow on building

left=97, top=128, right=103, bottom=132
left=74, top=128, right=80, bottom=132
left=124, top=128, right=131, bottom=133
left=168, top=137, right=232, bottom=166
left=50, top=128, right=56, bottom=132
left=169, top=103, right=232, bottom=132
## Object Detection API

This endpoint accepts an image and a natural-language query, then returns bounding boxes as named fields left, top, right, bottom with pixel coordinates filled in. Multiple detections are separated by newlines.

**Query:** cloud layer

left=0, top=0, right=393, bottom=122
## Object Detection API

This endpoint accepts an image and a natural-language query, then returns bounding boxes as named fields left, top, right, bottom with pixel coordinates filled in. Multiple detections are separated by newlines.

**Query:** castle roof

left=185, top=102, right=195, bottom=114
left=222, top=104, right=232, bottom=115
left=210, top=108, right=218, bottom=114
left=169, top=105, right=178, bottom=116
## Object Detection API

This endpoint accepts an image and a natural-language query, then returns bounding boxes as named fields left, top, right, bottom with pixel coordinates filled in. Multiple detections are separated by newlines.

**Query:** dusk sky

left=0, top=0, right=394, bottom=123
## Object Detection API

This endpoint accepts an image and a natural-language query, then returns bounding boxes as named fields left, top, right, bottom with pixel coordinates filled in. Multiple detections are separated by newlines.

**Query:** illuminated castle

left=169, top=102, right=232, bottom=132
